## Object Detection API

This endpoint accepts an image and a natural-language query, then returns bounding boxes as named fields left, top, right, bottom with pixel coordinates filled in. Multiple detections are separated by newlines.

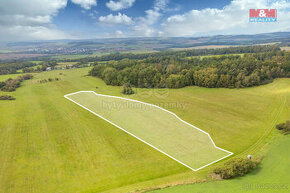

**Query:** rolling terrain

left=0, top=67, right=289, bottom=193
left=65, top=91, right=232, bottom=170
left=150, top=135, right=290, bottom=193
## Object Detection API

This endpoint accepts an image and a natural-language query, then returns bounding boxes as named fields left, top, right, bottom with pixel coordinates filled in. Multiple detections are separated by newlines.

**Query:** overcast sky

left=0, top=0, right=289, bottom=41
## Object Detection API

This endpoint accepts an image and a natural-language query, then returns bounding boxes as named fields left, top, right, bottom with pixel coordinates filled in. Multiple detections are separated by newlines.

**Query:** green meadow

left=186, top=53, right=245, bottom=59
left=66, top=91, right=232, bottom=170
left=0, top=73, right=22, bottom=81
left=0, top=67, right=289, bottom=193
left=150, top=135, right=290, bottom=193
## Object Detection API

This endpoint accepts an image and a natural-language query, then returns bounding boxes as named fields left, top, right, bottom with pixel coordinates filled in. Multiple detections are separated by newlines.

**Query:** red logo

left=249, top=9, right=277, bottom=22
left=249, top=9, right=276, bottom=18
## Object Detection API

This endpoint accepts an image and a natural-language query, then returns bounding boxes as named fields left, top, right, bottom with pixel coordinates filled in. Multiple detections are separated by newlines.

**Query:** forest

left=89, top=47, right=290, bottom=89
left=75, top=45, right=281, bottom=63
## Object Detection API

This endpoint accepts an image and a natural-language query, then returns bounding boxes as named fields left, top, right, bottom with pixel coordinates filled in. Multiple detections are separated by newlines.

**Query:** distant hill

left=0, top=32, right=289, bottom=61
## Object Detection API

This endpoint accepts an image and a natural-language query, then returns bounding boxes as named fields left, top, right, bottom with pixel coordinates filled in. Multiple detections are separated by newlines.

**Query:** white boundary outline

left=64, top=91, right=233, bottom=171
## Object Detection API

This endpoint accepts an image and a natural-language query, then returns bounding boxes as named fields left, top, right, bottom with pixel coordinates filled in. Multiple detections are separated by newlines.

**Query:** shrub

left=122, top=83, right=135, bottom=95
left=0, top=95, right=15, bottom=100
left=39, top=79, right=48, bottom=83
left=213, top=157, right=260, bottom=179
left=0, top=74, right=33, bottom=92
left=21, top=74, right=33, bottom=80
left=276, top=120, right=290, bottom=135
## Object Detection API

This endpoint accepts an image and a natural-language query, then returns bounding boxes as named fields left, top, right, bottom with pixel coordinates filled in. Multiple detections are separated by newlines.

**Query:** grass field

left=65, top=91, right=232, bottom=170
left=51, top=54, right=96, bottom=59
left=122, top=50, right=157, bottom=54
left=281, top=46, right=290, bottom=51
left=150, top=135, right=290, bottom=193
left=51, top=50, right=157, bottom=59
left=55, top=62, right=78, bottom=68
left=0, top=73, right=23, bottom=81
left=0, top=68, right=289, bottom=193
left=186, top=53, right=245, bottom=59
left=171, top=45, right=238, bottom=51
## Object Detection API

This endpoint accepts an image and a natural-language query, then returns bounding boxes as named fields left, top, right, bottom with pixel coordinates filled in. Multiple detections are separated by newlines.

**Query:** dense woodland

left=89, top=47, right=290, bottom=89
left=1, top=45, right=289, bottom=89
left=76, top=45, right=281, bottom=63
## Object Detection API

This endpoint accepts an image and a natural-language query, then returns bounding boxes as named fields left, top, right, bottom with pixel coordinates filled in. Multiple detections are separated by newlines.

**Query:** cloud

left=103, top=30, right=125, bottom=38
left=131, top=10, right=161, bottom=36
left=131, top=0, right=169, bottom=36
left=71, top=0, right=97, bottom=10
left=99, top=13, right=133, bottom=25
left=154, top=0, right=169, bottom=11
left=0, top=0, right=72, bottom=41
left=0, top=15, right=52, bottom=26
left=106, top=0, right=135, bottom=11
left=0, top=0, right=67, bottom=16
left=0, top=25, right=69, bottom=41
left=161, top=0, right=290, bottom=37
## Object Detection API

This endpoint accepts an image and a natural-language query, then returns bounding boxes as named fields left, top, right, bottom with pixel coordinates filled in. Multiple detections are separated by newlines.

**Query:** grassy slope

left=0, top=68, right=289, bottom=193
left=55, top=62, right=78, bottom=68
left=0, top=69, right=185, bottom=193
left=150, top=135, right=290, bottom=193
left=0, top=73, right=21, bottom=81
left=66, top=92, right=231, bottom=170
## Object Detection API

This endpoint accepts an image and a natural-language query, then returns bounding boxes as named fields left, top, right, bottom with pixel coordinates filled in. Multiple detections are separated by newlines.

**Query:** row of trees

left=62, top=45, right=281, bottom=64
left=0, top=45, right=281, bottom=75
left=89, top=50, right=289, bottom=89
left=0, top=74, right=33, bottom=92
left=39, top=77, right=61, bottom=84
left=0, top=61, right=58, bottom=75
left=0, top=61, right=36, bottom=75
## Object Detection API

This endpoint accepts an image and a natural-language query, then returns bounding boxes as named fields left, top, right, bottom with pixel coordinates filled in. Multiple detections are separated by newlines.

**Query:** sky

left=0, top=0, right=289, bottom=41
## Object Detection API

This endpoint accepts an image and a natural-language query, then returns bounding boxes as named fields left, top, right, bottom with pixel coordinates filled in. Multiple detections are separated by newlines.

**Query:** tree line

left=0, top=45, right=282, bottom=76
left=61, top=45, right=281, bottom=64
left=0, top=61, right=58, bottom=75
left=0, top=61, right=36, bottom=75
left=89, top=49, right=289, bottom=89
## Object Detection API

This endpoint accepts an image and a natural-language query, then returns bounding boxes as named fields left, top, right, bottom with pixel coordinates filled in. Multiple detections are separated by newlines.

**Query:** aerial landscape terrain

left=0, top=0, right=289, bottom=193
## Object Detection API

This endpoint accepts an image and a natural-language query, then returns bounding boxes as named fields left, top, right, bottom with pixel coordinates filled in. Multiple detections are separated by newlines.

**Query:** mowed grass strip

left=66, top=92, right=232, bottom=170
